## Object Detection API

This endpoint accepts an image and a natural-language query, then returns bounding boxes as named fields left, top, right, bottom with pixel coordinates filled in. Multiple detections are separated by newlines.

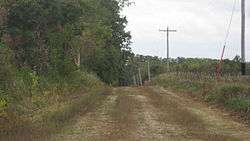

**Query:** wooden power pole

left=241, top=0, right=246, bottom=75
left=138, top=68, right=143, bottom=86
left=159, top=27, right=177, bottom=72
left=147, top=61, right=151, bottom=82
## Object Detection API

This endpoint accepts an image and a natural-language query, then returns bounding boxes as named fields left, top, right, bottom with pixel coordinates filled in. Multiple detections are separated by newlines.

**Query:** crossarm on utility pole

left=159, top=27, right=177, bottom=72
left=159, top=29, right=177, bottom=32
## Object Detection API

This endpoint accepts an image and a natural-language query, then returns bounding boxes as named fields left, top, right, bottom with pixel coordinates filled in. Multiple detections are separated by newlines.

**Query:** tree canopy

left=0, top=0, right=132, bottom=85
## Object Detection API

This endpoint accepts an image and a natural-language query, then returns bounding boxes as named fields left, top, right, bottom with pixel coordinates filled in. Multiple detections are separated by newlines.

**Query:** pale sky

left=122, top=0, right=250, bottom=61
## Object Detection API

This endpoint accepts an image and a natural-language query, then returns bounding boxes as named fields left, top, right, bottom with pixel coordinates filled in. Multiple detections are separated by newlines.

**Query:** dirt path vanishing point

left=51, top=87, right=250, bottom=141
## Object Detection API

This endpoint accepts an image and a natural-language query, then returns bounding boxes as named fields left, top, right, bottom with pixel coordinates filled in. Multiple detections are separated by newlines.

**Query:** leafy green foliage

left=0, top=97, right=7, bottom=110
left=226, top=98, right=250, bottom=112
left=216, top=84, right=246, bottom=102
left=78, top=0, right=132, bottom=85
left=1, top=0, right=132, bottom=83
left=0, top=47, right=15, bottom=99
left=0, top=41, right=4, bottom=48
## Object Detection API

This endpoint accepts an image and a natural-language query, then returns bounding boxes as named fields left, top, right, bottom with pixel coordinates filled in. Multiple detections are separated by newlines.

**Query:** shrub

left=0, top=47, right=15, bottom=109
left=205, top=92, right=217, bottom=102
left=0, top=47, right=15, bottom=91
left=67, top=70, right=103, bottom=90
left=154, top=74, right=204, bottom=94
left=0, top=42, right=4, bottom=48
left=212, top=84, right=247, bottom=103
left=15, top=68, right=40, bottom=97
left=176, top=80, right=203, bottom=93
left=0, top=97, right=7, bottom=110
left=226, top=98, right=250, bottom=113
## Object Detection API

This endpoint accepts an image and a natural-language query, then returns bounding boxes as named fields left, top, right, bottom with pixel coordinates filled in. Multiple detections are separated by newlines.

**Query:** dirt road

left=51, top=87, right=250, bottom=141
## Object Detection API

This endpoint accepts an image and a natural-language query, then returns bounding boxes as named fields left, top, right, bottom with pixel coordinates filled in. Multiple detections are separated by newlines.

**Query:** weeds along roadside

left=153, top=73, right=250, bottom=122
left=0, top=68, right=111, bottom=140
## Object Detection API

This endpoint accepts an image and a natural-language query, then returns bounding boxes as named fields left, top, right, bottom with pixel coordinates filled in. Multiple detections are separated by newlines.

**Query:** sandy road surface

left=51, top=87, right=250, bottom=141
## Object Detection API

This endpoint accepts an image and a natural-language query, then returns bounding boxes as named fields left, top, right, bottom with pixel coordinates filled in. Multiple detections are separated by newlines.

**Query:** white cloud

left=122, top=0, right=250, bottom=61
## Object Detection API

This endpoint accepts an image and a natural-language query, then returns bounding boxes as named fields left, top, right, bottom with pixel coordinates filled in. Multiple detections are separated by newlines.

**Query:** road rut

left=51, top=87, right=250, bottom=141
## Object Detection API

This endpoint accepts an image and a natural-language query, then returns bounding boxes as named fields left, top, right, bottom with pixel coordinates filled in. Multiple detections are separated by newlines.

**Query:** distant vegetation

left=124, top=54, right=249, bottom=85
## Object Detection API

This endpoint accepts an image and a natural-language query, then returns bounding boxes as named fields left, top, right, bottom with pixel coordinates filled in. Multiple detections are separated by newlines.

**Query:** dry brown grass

left=0, top=87, right=108, bottom=141
left=141, top=87, right=239, bottom=141
left=108, top=88, right=140, bottom=141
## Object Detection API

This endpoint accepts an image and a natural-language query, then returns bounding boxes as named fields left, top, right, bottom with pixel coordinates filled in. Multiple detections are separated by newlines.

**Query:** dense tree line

left=0, top=0, right=132, bottom=86
left=0, top=0, right=135, bottom=114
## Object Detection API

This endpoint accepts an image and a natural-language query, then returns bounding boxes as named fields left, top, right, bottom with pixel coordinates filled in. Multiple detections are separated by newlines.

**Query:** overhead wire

left=223, top=0, right=237, bottom=46
left=217, top=0, right=238, bottom=80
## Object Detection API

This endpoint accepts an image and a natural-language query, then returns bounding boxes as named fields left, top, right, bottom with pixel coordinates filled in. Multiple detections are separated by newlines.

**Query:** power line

left=223, top=0, right=237, bottom=46
left=217, top=0, right=238, bottom=80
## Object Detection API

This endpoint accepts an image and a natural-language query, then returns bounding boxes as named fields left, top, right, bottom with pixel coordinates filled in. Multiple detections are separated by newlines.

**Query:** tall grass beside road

left=0, top=69, right=110, bottom=140
left=153, top=73, right=250, bottom=121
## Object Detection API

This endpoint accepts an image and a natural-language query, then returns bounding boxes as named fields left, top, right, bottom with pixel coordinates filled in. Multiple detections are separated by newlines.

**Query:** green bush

left=0, top=97, right=7, bottom=110
left=16, top=68, right=40, bottom=96
left=0, top=42, right=4, bottom=48
left=175, top=80, right=203, bottom=93
left=154, top=75, right=203, bottom=93
left=205, top=92, right=217, bottom=102
left=0, top=47, right=14, bottom=91
left=210, top=84, right=248, bottom=103
left=219, top=84, right=245, bottom=99
left=226, top=98, right=250, bottom=112
left=207, top=84, right=250, bottom=113
left=67, top=70, right=103, bottom=90
left=0, top=47, right=15, bottom=107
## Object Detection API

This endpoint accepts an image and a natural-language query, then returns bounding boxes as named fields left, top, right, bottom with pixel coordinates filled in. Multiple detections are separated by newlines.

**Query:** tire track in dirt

left=147, top=86, right=250, bottom=141
left=114, top=87, right=186, bottom=141
left=132, top=94, right=184, bottom=141
left=51, top=95, right=118, bottom=141
left=50, top=87, right=250, bottom=141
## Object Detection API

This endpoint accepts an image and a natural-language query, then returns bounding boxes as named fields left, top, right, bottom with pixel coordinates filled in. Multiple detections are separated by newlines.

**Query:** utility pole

left=159, top=27, right=177, bottom=72
left=138, top=68, right=143, bottom=87
left=147, top=61, right=151, bottom=82
left=241, top=0, right=246, bottom=75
